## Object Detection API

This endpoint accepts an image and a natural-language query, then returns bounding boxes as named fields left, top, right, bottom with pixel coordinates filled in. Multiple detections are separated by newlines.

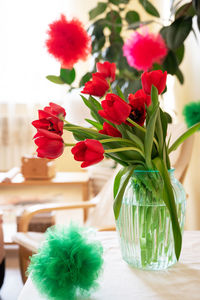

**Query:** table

left=18, top=231, right=200, bottom=300
left=0, top=172, right=89, bottom=244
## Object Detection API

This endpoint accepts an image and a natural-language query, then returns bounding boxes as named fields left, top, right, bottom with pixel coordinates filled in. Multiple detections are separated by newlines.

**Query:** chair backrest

left=168, top=122, right=194, bottom=184
left=86, top=123, right=194, bottom=229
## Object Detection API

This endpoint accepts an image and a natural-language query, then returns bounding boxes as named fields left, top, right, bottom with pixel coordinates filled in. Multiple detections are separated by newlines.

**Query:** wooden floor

left=0, top=245, right=23, bottom=300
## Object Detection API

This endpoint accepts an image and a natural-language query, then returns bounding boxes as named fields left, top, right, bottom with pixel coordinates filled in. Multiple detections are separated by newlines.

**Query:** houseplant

left=32, top=61, right=200, bottom=269
left=46, top=1, right=200, bottom=97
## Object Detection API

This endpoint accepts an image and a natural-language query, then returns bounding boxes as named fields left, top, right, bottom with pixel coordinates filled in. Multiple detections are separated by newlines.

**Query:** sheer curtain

left=0, top=0, right=96, bottom=171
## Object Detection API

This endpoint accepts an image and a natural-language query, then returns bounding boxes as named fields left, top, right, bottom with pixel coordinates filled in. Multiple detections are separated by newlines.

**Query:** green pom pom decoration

left=183, top=101, right=200, bottom=129
left=28, top=224, right=104, bottom=300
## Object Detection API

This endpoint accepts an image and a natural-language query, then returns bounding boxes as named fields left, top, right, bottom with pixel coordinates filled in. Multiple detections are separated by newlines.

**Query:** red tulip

left=98, top=94, right=131, bottom=125
left=99, top=122, right=122, bottom=137
left=128, top=93, right=146, bottom=126
left=132, top=89, right=151, bottom=107
left=141, top=70, right=167, bottom=95
left=43, top=102, right=66, bottom=117
left=81, top=72, right=109, bottom=97
left=71, top=139, right=104, bottom=168
left=96, top=61, right=116, bottom=82
left=32, top=110, right=64, bottom=136
left=32, top=102, right=66, bottom=136
left=34, top=129, right=64, bottom=159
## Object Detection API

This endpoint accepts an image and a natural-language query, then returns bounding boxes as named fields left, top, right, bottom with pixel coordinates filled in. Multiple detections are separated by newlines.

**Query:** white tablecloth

left=18, top=231, right=200, bottom=300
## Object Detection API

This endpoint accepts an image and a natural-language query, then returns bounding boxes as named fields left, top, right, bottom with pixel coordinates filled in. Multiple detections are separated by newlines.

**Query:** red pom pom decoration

left=46, top=15, right=91, bottom=69
left=123, top=28, right=167, bottom=71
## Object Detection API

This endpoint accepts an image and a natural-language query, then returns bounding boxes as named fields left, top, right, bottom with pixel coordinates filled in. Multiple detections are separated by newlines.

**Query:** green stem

left=64, top=125, right=98, bottom=133
left=100, top=138, right=137, bottom=145
left=127, top=117, right=146, bottom=133
left=64, top=143, right=75, bottom=147
left=105, top=147, right=144, bottom=157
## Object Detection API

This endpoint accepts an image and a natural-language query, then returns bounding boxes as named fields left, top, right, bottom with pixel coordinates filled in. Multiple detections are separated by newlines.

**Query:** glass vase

left=116, top=169, right=186, bottom=270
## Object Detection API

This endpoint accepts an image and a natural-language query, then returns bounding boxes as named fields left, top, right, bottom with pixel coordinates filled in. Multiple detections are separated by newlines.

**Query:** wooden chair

left=13, top=123, right=194, bottom=283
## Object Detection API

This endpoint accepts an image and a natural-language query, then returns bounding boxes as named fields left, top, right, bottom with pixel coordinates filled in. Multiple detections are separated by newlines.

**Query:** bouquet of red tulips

left=32, top=61, right=200, bottom=262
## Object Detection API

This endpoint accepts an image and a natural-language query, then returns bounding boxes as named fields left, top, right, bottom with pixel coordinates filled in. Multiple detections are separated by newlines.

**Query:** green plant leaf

left=92, top=36, right=106, bottom=53
left=175, top=44, right=185, bottom=65
left=85, top=119, right=103, bottom=130
left=79, top=72, right=92, bottom=87
left=89, top=2, right=107, bottom=20
left=109, top=0, right=121, bottom=5
left=175, top=2, right=195, bottom=19
left=175, top=68, right=184, bottom=84
left=125, top=130, right=144, bottom=151
left=168, top=122, right=200, bottom=153
left=60, top=68, right=75, bottom=85
left=89, top=96, right=102, bottom=110
left=192, top=0, right=200, bottom=15
left=144, top=104, right=159, bottom=168
left=113, top=165, right=136, bottom=219
left=139, top=0, right=160, bottom=17
left=163, top=51, right=178, bottom=75
left=106, top=11, right=122, bottom=34
left=160, top=17, right=192, bottom=50
left=125, top=11, right=140, bottom=24
left=116, top=85, right=125, bottom=100
left=46, top=75, right=65, bottom=84
left=153, top=157, right=182, bottom=260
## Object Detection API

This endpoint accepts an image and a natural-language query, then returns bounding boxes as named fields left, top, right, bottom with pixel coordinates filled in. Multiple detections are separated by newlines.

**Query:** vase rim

left=134, top=168, right=175, bottom=173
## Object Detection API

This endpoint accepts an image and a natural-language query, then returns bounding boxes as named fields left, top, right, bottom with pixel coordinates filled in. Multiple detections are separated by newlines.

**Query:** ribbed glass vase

left=116, top=169, right=186, bottom=270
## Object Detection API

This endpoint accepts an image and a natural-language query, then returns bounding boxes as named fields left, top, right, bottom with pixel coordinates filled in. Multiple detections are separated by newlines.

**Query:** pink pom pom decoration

left=123, top=28, right=168, bottom=71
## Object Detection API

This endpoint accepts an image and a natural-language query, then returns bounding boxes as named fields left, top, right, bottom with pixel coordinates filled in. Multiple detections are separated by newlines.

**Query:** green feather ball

left=28, top=224, right=104, bottom=300
left=183, top=101, right=200, bottom=129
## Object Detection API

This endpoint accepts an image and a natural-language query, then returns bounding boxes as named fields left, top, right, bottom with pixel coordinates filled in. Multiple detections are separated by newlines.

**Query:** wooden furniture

left=18, top=231, right=200, bottom=300
left=0, top=172, right=90, bottom=245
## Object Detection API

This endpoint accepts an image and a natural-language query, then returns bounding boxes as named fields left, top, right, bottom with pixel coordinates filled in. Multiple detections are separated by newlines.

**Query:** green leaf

left=192, top=0, right=200, bottom=15
left=89, top=2, right=107, bottom=20
left=113, top=166, right=136, bottom=219
left=175, top=2, right=195, bottom=19
left=175, top=44, right=185, bottom=65
left=153, top=157, right=182, bottom=260
left=125, top=130, right=144, bottom=151
left=109, top=0, right=121, bottom=5
left=116, top=85, right=125, bottom=100
left=139, top=0, right=160, bottom=17
left=125, top=11, right=140, bottom=24
left=92, top=36, right=106, bottom=53
left=168, top=122, right=200, bottom=153
left=85, top=119, right=103, bottom=130
left=144, top=104, right=159, bottom=168
left=79, top=72, right=92, bottom=87
left=81, top=96, right=104, bottom=124
left=102, top=45, right=119, bottom=61
left=46, top=75, right=65, bottom=84
left=151, top=84, right=159, bottom=108
left=89, top=96, right=102, bottom=110
left=175, top=68, right=184, bottom=84
left=60, top=68, right=75, bottom=85
left=106, top=11, right=122, bottom=34
left=160, top=17, right=192, bottom=50
left=89, top=19, right=105, bottom=39
left=160, top=109, right=169, bottom=140
left=163, top=50, right=178, bottom=75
